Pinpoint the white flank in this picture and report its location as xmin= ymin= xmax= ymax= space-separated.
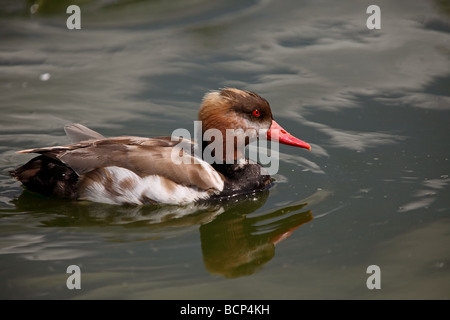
xmin=80 ymin=166 xmax=215 ymax=205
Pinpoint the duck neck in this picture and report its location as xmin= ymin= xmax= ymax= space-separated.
xmin=199 ymin=130 xmax=247 ymax=165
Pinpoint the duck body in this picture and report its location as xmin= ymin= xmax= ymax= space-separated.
xmin=11 ymin=88 xmax=310 ymax=205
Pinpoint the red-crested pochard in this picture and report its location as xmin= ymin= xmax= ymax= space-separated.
xmin=11 ymin=88 xmax=311 ymax=205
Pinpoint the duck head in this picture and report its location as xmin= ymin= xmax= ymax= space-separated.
xmin=198 ymin=88 xmax=311 ymax=163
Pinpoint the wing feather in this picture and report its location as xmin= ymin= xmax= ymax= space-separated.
xmin=64 ymin=123 xmax=105 ymax=143
xmin=17 ymin=134 xmax=224 ymax=192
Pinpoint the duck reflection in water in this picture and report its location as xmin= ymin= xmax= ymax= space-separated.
xmin=200 ymin=192 xmax=312 ymax=278
xmin=13 ymin=189 xmax=312 ymax=278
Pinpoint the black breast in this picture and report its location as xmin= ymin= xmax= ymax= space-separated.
xmin=211 ymin=163 xmax=272 ymax=199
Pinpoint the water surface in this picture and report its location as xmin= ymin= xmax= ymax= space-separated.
xmin=1 ymin=0 xmax=449 ymax=299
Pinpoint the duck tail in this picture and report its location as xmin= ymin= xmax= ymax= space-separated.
xmin=11 ymin=155 xmax=79 ymax=199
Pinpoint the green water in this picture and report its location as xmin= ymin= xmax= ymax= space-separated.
xmin=0 ymin=0 xmax=449 ymax=299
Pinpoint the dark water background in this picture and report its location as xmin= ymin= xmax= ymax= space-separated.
xmin=0 ymin=0 xmax=449 ymax=299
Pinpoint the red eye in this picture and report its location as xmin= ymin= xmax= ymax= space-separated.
xmin=252 ymin=109 xmax=261 ymax=117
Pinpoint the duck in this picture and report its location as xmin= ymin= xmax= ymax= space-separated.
xmin=11 ymin=88 xmax=311 ymax=205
